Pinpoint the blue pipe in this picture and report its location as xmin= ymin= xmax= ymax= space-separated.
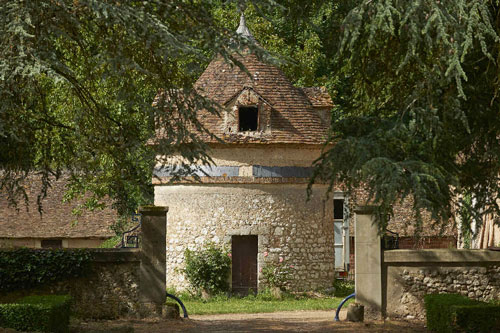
xmin=166 ymin=293 xmax=189 ymax=318
xmin=334 ymin=292 xmax=355 ymax=321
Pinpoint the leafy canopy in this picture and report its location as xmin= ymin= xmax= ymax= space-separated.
xmin=0 ymin=0 xmax=274 ymax=216
xmin=311 ymin=0 xmax=500 ymax=232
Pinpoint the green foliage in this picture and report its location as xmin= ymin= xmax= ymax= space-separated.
xmin=0 ymin=295 xmax=72 ymax=333
xmin=0 ymin=0 xmax=276 ymax=217
xmin=425 ymin=294 xmax=478 ymax=333
xmin=261 ymin=259 xmax=295 ymax=291
xmin=453 ymin=303 xmax=500 ymax=333
xmin=211 ymin=1 xmax=335 ymax=87
xmin=424 ymin=293 xmax=500 ymax=333
xmin=332 ymin=279 xmax=354 ymax=297
xmin=460 ymin=193 xmax=473 ymax=249
xmin=0 ymin=248 xmax=91 ymax=292
xmin=0 ymin=0 xmax=339 ymax=221
xmin=183 ymin=243 xmax=231 ymax=295
xmin=310 ymin=0 xmax=500 ymax=232
xmin=98 ymin=235 xmax=121 ymax=249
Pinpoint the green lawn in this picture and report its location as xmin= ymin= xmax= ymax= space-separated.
xmin=168 ymin=280 xmax=354 ymax=315
xmin=178 ymin=295 xmax=347 ymax=315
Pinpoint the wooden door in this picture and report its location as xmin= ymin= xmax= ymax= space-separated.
xmin=231 ymin=235 xmax=258 ymax=295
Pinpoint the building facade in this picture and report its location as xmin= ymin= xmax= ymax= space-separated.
xmin=154 ymin=16 xmax=347 ymax=293
xmin=154 ymin=16 xmax=457 ymax=293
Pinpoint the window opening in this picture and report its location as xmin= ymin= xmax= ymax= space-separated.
xmin=238 ymin=106 xmax=258 ymax=131
xmin=334 ymin=199 xmax=344 ymax=220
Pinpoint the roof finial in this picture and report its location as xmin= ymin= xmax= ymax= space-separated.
xmin=236 ymin=13 xmax=255 ymax=41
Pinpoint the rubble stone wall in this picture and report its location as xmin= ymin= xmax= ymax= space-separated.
xmin=155 ymin=183 xmax=336 ymax=292
xmin=384 ymin=249 xmax=500 ymax=320
xmin=0 ymin=249 xmax=142 ymax=319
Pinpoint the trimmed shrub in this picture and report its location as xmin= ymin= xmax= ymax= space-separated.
xmin=0 ymin=248 xmax=92 ymax=292
xmin=183 ymin=243 xmax=231 ymax=295
xmin=453 ymin=304 xmax=500 ymax=333
xmin=424 ymin=293 xmax=500 ymax=333
xmin=0 ymin=295 xmax=72 ymax=333
xmin=425 ymin=293 xmax=478 ymax=333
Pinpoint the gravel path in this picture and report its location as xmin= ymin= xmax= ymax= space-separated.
xmin=71 ymin=310 xmax=428 ymax=333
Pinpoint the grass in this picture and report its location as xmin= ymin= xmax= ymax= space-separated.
xmin=168 ymin=289 xmax=349 ymax=315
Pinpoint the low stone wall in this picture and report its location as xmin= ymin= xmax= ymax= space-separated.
xmin=0 ymin=249 xmax=142 ymax=319
xmin=384 ymin=249 xmax=500 ymax=320
xmin=55 ymin=249 xmax=141 ymax=319
xmin=1 ymin=207 xmax=167 ymax=320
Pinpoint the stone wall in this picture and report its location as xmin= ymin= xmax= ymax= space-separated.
xmin=1 ymin=206 xmax=167 ymax=319
xmin=0 ymin=249 xmax=141 ymax=319
xmin=384 ymin=249 xmax=500 ymax=320
xmin=155 ymin=144 xmax=458 ymax=294
xmin=52 ymin=250 xmax=142 ymax=319
xmin=155 ymin=183 xmax=335 ymax=291
xmin=162 ymin=146 xmax=324 ymax=168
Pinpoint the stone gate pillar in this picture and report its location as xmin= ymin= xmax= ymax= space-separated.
xmin=354 ymin=206 xmax=383 ymax=319
xmin=139 ymin=206 xmax=168 ymax=316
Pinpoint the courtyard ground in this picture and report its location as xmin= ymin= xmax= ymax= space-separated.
xmin=69 ymin=310 xmax=428 ymax=332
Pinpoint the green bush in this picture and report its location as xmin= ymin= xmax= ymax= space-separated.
xmin=332 ymin=279 xmax=355 ymax=297
xmin=183 ymin=243 xmax=231 ymax=295
xmin=0 ymin=295 xmax=72 ymax=333
xmin=424 ymin=293 xmax=500 ymax=333
xmin=98 ymin=235 xmax=122 ymax=248
xmin=0 ymin=248 xmax=92 ymax=292
xmin=425 ymin=294 xmax=478 ymax=333
xmin=453 ymin=304 xmax=500 ymax=333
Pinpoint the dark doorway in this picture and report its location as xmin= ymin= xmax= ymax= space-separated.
xmin=231 ymin=235 xmax=258 ymax=295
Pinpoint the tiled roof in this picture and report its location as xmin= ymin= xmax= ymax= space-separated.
xmin=0 ymin=175 xmax=116 ymax=239
xmin=191 ymin=52 xmax=330 ymax=144
xmin=300 ymin=87 xmax=333 ymax=108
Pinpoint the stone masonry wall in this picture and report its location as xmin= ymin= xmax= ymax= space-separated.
xmin=384 ymin=250 xmax=500 ymax=320
xmin=155 ymin=183 xmax=335 ymax=292
xmin=1 ymin=249 xmax=142 ymax=319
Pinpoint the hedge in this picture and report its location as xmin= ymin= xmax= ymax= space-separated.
xmin=424 ymin=293 xmax=500 ymax=333
xmin=0 ymin=295 xmax=72 ymax=333
xmin=453 ymin=304 xmax=500 ymax=333
xmin=0 ymin=248 xmax=91 ymax=292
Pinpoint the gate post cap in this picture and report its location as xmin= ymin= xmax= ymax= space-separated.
xmin=139 ymin=206 xmax=169 ymax=213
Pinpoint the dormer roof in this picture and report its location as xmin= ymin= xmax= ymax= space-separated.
xmin=193 ymin=51 xmax=331 ymax=144
xmin=155 ymin=15 xmax=332 ymax=145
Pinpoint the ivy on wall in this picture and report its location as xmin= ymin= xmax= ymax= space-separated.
xmin=0 ymin=248 xmax=92 ymax=292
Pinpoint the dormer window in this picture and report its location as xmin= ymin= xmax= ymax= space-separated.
xmin=238 ymin=106 xmax=258 ymax=132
